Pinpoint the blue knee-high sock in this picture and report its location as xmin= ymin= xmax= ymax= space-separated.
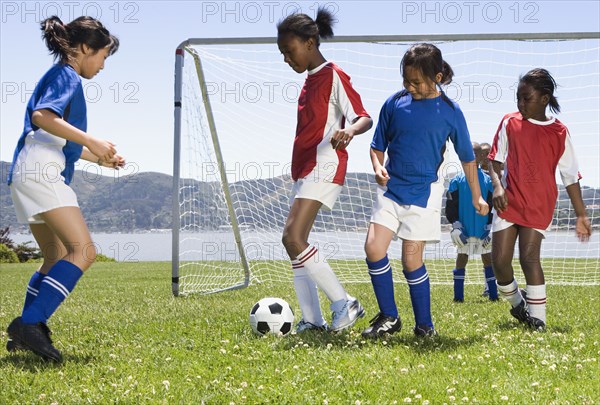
xmin=453 ymin=268 xmax=465 ymax=301
xmin=367 ymin=255 xmax=398 ymax=318
xmin=22 ymin=271 xmax=46 ymax=315
xmin=484 ymin=266 xmax=498 ymax=300
xmin=404 ymin=264 xmax=433 ymax=328
xmin=21 ymin=260 xmax=83 ymax=325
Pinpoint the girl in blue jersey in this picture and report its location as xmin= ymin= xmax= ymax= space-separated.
xmin=6 ymin=16 xmax=122 ymax=362
xmin=361 ymin=43 xmax=489 ymax=338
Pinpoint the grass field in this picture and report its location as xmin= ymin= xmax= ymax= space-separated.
xmin=0 ymin=262 xmax=598 ymax=404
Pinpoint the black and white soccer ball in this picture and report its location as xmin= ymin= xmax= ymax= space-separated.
xmin=249 ymin=297 xmax=295 ymax=336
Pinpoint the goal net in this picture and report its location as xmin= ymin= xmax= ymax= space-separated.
xmin=173 ymin=33 xmax=599 ymax=296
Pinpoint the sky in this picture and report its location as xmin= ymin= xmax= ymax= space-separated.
xmin=1 ymin=1 xmax=599 ymax=187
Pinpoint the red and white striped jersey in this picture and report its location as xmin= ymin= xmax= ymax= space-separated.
xmin=489 ymin=112 xmax=581 ymax=230
xmin=291 ymin=62 xmax=370 ymax=185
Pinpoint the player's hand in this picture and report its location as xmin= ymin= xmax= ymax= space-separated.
xmin=450 ymin=221 xmax=468 ymax=247
xmin=492 ymin=186 xmax=508 ymax=213
xmin=374 ymin=166 xmax=390 ymax=187
xmin=472 ymin=196 xmax=489 ymax=216
xmin=100 ymin=154 xmax=126 ymax=169
xmin=331 ymin=129 xmax=355 ymax=150
xmin=575 ymin=216 xmax=592 ymax=242
xmin=89 ymin=138 xmax=116 ymax=162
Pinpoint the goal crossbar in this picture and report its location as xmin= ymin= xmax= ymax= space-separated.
xmin=178 ymin=32 xmax=600 ymax=47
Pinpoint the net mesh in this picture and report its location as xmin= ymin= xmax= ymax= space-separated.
xmin=175 ymin=36 xmax=600 ymax=294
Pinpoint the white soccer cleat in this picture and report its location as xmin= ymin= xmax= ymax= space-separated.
xmin=294 ymin=319 xmax=329 ymax=333
xmin=330 ymin=298 xmax=365 ymax=332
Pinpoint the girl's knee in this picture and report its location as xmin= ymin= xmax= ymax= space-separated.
xmin=69 ymin=241 xmax=96 ymax=271
xmin=364 ymin=241 xmax=385 ymax=262
xmin=402 ymin=257 xmax=423 ymax=271
xmin=520 ymin=259 xmax=542 ymax=274
xmin=282 ymin=232 xmax=301 ymax=251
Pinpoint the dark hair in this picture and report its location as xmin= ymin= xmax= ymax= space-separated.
xmin=519 ymin=68 xmax=560 ymax=114
xmin=41 ymin=16 xmax=119 ymax=63
xmin=399 ymin=43 xmax=454 ymax=108
xmin=277 ymin=7 xmax=336 ymax=46
xmin=401 ymin=43 xmax=454 ymax=85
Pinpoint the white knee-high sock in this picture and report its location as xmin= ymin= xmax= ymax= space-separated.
xmin=292 ymin=263 xmax=326 ymax=326
xmin=526 ymin=284 xmax=546 ymax=323
xmin=497 ymin=279 xmax=523 ymax=308
xmin=296 ymin=244 xmax=347 ymax=308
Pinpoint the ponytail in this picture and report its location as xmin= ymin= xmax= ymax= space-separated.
xmin=277 ymin=7 xmax=336 ymax=46
xmin=440 ymin=60 xmax=454 ymax=85
xmin=41 ymin=16 xmax=72 ymax=63
xmin=314 ymin=8 xmax=335 ymax=40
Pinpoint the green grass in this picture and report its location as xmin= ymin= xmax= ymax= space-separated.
xmin=1 ymin=262 xmax=598 ymax=404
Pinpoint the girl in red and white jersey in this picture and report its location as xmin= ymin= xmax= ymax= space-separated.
xmin=277 ymin=8 xmax=372 ymax=333
xmin=488 ymin=68 xmax=592 ymax=330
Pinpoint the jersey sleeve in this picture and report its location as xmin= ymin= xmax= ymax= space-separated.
xmin=34 ymin=67 xmax=80 ymax=119
xmin=449 ymin=104 xmax=475 ymax=162
xmin=489 ymin=116 xmax=510 ymax=163
xmin=370 ymin=97 xmax=392 ymax=152
xmin=558 ymin=129 xmax=582 ymax=186
xmin=332 ymin=68 xmax=370 ymax=125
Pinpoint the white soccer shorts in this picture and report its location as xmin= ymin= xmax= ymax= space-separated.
xmin=492 ymin=211 xmax=546 ymax=237
xmin=289 ymin=177 xmax=342 ymax=210
xmin=370 ymin=188 xmax=441 ymax=242
xmin=10 ymin=138 xmax=79 ymax=224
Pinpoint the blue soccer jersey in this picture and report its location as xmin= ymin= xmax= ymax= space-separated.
xmin=447 ymin=168 xmax=493 ymax=238
xmin=371 ymin=91 xmax=475 ymax=210
xmin=8 ymin=63 xmax=86 ymax=185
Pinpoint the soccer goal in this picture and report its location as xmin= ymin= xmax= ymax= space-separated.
xmin=172 ymin=33 xmax=600 ymax=296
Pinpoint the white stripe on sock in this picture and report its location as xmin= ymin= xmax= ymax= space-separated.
xmin=26 ymin=286 xmax=39 ymax=295
xmin=42 ymin=277 xmax=69 ymax=299
xmin=407 ymin=272 xmax=429 ymax=285
xmin=368 ymin=263 xmax=391 ymax=276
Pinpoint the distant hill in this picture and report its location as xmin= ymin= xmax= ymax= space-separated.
xmin=1 ymin=161 xmax=171 ymax=233
xmin=1 ymin=161 xmax=598 ymax=232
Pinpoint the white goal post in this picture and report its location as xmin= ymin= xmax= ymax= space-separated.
xmin=172 ymin=33 xmax=600 ymax=296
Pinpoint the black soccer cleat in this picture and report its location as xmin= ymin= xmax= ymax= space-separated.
xmin=509 ymin=300 xmax=529 ymax=323
xmin=509 ymin=291 xmax=530 ymax=324
xmin=361 ymin=312 xmax=401 ymax=338
xmin=7 ymin=317 xmax=62 ymax=363
xmin=414 ymin=324 xmax=437 ymax=337
xmin=6 ymin=338 xmax=25 ymax=352
xmin=7 ymin=321 xmax=53 ymax=352
xmin=527 ymin=317 xmax=546 ymax=331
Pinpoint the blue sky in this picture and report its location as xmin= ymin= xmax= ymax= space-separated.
xmin=1 ymin=1 xmax=599 ymax=186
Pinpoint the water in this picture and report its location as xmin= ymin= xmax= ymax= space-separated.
xmin=10 ymin=230 xmax=599 ymax=262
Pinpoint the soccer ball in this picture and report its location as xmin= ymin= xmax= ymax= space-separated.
xmin=249 ymin=297 xmax=295 ymax=336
